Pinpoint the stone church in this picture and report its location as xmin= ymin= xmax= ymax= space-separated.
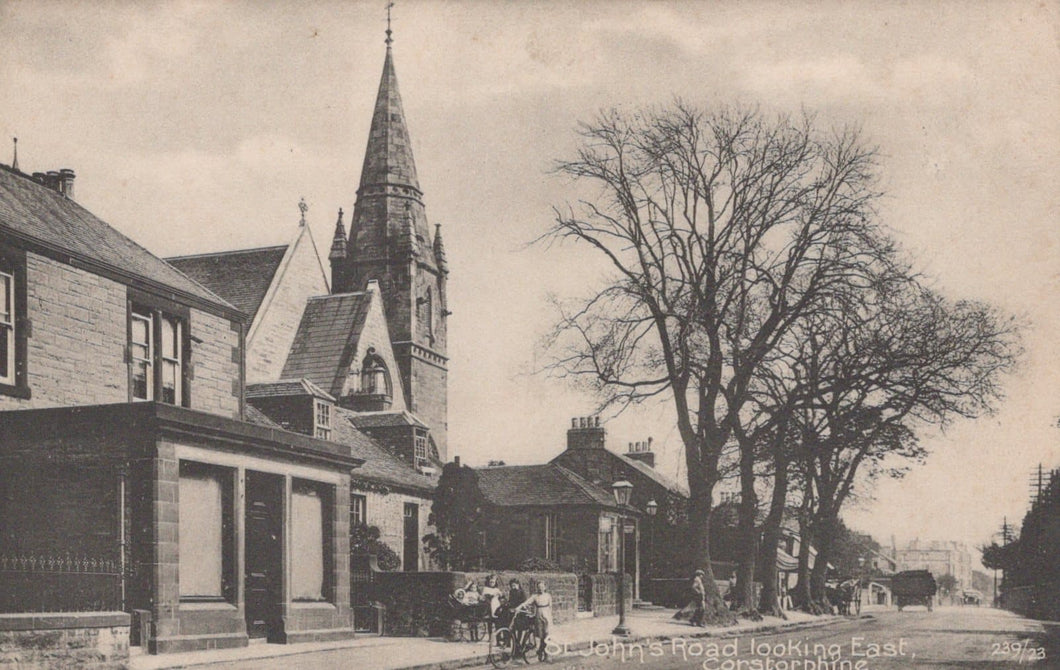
xmin=0 ymin=26 xmax=449 ymax=658
xmin=166 ymin=31 xmax=449 ymax=571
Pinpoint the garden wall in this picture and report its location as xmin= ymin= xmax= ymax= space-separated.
xmin=367 ymin=571 xmax=630 ymax=636
xmin=0 ymin=612 xmax=129 ymax=669
xmin=1003 ymin=582 xmax=1060 ymax=621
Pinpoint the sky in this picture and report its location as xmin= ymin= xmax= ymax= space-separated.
xmin=1 ymin=0 xmax=1057 ymax=566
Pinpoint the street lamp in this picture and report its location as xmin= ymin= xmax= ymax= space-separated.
xmin=645 ymin=499 xmax=658 ymax=608
xmin=612 ymin=480 xmax=633 ymax=637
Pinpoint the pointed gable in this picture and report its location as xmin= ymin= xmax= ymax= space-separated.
xmin=281 ymin=281 xmax=406 ymax=409
xmin=167 ymin=221 xmax=331 ymax=383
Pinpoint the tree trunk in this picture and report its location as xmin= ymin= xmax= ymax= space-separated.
xmin=810 ymin=511 xmax=837 ymax=612
xmin=688 ymin=481 xmax=738 ymax=625
xmin=792 ymin=501 xmax=824 ymax=614
xmin=757 ymin=451 xmax=790 ymax=618
xmin=735 ymin=439 xmax=763 ymax=620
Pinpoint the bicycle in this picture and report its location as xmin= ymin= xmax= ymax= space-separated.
xmin=488 ymin=609 xmax=538 ymax=667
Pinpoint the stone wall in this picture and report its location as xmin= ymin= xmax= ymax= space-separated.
xmin=187 ymin=308 xmax=242 ymax=419
xmin=0 ymin=251 xmax=242 ymax=420
xmin=367 ymin=571 xmax=581 ymax=637
xmin=0 ymin=252 xmax=126 ymax=410
xmin=458 ymin=571 xmax=580 ymax=624
xmin=354 ymin=485 xmax=434 ymax=571
xmin=1002 ymin=581 xmax=1060 ymax=621
xmin=588 ymin=573 xmax=634 ymax=617
xmin=0 ymin=612 xmax=129 ymax=669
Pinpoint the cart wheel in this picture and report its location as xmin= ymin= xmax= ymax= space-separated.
xmin=489 ymin=628 xmax=513 ymax=668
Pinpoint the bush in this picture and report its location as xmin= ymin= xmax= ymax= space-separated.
xmin=518 ymin=556 xmax=564 ymax=572
xmin=351 ymin=522 xmax=401 ymax=571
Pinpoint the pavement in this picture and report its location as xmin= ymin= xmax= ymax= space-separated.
xmin=128 ymin=607 xmax=845 ymax=670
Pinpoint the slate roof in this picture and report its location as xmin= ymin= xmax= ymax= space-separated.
xmin=613 ymin=452 xmax=690 ymax=497
xmin=246 ymin=378 xmax=335 ymax=401
xmin=475 ymin=464 xmax=624 ymax=509
xmin=166 ymin=245 xmax=287 ymax=321
xmin=350 ymin=410 xmax=429 ymax=430
xmin=332 ymin=407 xmax=435 ymax=492
xmin=281 ymin=292 xmax=370 ymax=396
xmin=245 ymin=403 xmax=284 ymax=429
xmin=0 ymin=166 xmax=233 ymax=312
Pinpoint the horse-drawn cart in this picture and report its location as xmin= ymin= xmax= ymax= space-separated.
xmin=892 ymin=570 xmax=937 ymax=611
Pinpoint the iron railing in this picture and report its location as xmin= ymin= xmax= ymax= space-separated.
xmin=0 ymin=553 xmax=123 ymax=613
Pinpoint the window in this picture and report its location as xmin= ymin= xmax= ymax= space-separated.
xmin=0 ymin=246 xmax=29 ymax=397
xmin=414 ymin=431 xmax=428 ymax=465
xmin=350 ymin=493 xmax=367 ymax=526
xmin=130 ymin=312 xmax=152 ymax=400
xmin=178 ymin=461 xmax=234 ymax=601
xmin=128 ymin=295 xmax=188 ymax=405
xmin=544 ymin=513 xmax=559 ymax=562
xmin=314 ymin=400 xmax=332 ymax=440
xmin=291 ymin=481 xmax=333 ymax=602
xmin=598 ymin=515 xmax=617 ymax=572
xmin=0 ymin=271 xmax=15 ymax=386
xmin=358 ymin=349 xmax=391 ymax=396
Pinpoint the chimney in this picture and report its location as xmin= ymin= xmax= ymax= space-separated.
xmin=453 ymin=455 xmax=461 ymax=467
xmin=58 ymin=168 xmax=75 ymax=199
xmin=566 ymin=415 xmax=605 ymax=451
xmin=626 ymin=436 xmax=655 ymax=468
xmin=44 ymin=171 xmax=60 ymax=191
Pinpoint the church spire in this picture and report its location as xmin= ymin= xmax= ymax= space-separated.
xmin=357 ymin=24 xmax=420 ymax=195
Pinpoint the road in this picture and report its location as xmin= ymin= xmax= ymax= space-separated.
xmin=541 ymin=606 xmax=1057 ymax=669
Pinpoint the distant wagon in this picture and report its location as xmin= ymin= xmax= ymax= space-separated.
xmin=892 ymin=570 xmax=937 ymax=611
xmin=962 ymin=589 xmax=983 ymax=606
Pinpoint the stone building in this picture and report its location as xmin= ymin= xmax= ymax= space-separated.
xmin=895 ymin=539 xmax=974 ymax=591
xmin=0 ymin=163 xmax=360 ymax=654
xmin=0 ymin=26 xmax=450 ymax=661
xmin=165 ymin=33 xmax=446 ymax=575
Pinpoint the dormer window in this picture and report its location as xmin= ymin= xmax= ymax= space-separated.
xmin=314 ymin=399 xmax=332 ymax=440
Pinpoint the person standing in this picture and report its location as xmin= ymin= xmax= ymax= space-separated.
xmin=517 ymin=580 xmax=553 ymax=661
xmin=691 ymin=569 xmax=707 ymax=626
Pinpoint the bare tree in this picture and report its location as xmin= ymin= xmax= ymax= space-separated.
xmin=543 ymin=103 xmax=889 ymax=623
xmin=787 ymin=281 xmax=1022 ymax=611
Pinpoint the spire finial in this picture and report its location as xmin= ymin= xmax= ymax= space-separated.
xmin=385 ymin=2 xmax=394 ymax=46
xmin=298 ymin=197 xmax=308 ymax=226
xmin=11 ymin=138 xmax=18 ymax=172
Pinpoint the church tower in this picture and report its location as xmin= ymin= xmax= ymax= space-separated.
xmin=330 ymin=25 xmax=449 ymax=461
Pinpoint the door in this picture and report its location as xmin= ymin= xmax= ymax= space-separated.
xmin=245 ymin=472 xmax=284 ymax=641
xmin=403 ymin=502 xmax=419 ymax=572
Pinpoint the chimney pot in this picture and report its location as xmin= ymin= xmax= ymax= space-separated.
xmin=648 ymin=437 xmax=654 ymax=447
xmin=572 ymin=418 xmax=578 ymax=428
xmin=579 ymin=417 xmax=586 ymax=428
xmin=594 ymin=416 xmax=600 ymax=427
xmin=58 ymin=168 xmax=75 ymax=199
xmin=454 ymin=455 xmax=460 ymax=466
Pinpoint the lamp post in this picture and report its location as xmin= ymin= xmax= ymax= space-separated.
xmin=612 ymin=480 xmax=633 ymax=637
xmin=646 ymin=499 xmax=658 ymax=583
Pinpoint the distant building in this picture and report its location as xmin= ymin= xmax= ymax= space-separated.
xmin=896 ymin=539 xmax=973 ymax=590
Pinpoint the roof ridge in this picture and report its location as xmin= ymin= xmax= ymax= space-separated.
xmin=307 ymin=290 xmax=367 ymax=301
xmin=553 ymin=464 xmax=615 ymax=505
xmin=165 ymin=244 xmax=288 ymax=261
